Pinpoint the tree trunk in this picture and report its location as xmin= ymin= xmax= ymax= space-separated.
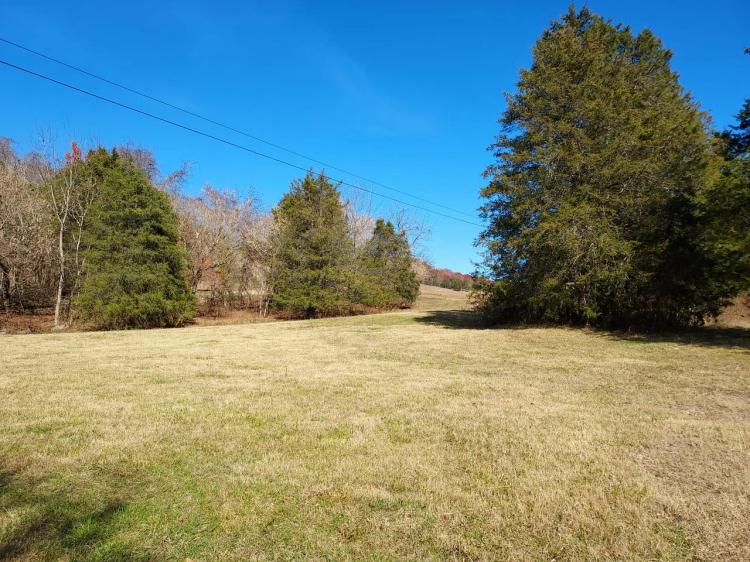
xmin=54 ymin=219 xmax=65 ymax=330
xmin=67 ymin=225 xmax=85 ymax=325
xmin=0 ymin=261 xmax=10 ymax=313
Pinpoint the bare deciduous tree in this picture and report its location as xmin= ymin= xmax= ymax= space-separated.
xmin=45 ymin=141 xmax=91 ymax=329
xmin=172 ymin=185 xmax=260 ymax=309
xmin=344 ymin=188 xmax=376 ymax=250
xmin=241 ymin=213 xmax=277 ymax=316
xmin=0 ymin=138 xmax=56 ymax=313
xmin=27 ymin=136 xmax=101 ymax=329
xmin=388 ymin=208 xmax=431 ymax=260
xmin=342 ymin=185 xmax=431 ymax=259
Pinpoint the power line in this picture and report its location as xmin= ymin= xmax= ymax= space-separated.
xmin=0 ymin=36 xmax=477 ymax=220
xmin=0 ymin=58 xmax=483 ymax=227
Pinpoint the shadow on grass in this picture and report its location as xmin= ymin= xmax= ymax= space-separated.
xmin=0 ymin=460 xmax=148 ymax=560
xmin=414 ymin=309 xmax=489 ymax=329
xmin=605 ymin=326 xmax=750 ymax=352
xmin=415 ymin=309 xmax=750 ymax=351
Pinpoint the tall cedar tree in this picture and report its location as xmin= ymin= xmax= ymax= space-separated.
xmin=700 ymin=99 xmax=750 ymax=303
xmin=477 ymin=7 xmax=721 ymax=328
xmin=359 ymin=219 xmax=419 ymax=307
xmin=75 ymin=149 xmax=195 ymax=329
xmin=270 ymin=172 xmax=353 ymax=317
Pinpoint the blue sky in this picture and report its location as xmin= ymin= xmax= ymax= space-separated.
xmin=1 ymin=1 xmax=748 ymax=271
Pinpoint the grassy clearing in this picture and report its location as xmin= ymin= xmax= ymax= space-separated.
xmin=1 ymin=285 xmax=749 ymax=560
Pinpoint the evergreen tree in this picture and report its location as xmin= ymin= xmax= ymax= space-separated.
xmin=720 ymin=99 xmax=750 ymax=158
xmin=477 ymin=7 xmax=720 ymax=328
xmin=75 ymin=149 xmax=195 ymax=329
xmin=359 ymin=219 xmax=419 ymax=307
xmin=700 ymin=100 xmax=750 ymax=304
xmin=269 ymin=172 xmax=354 ymax=317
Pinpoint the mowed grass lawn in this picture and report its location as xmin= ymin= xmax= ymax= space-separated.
xmin=1 ymin=287 xmax=749 ymax=561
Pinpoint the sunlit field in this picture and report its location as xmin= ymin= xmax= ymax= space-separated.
xmin=1 ymin=286 xmax=749 ymax=560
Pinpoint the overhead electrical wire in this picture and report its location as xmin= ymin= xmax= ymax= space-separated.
xmin=0 ymin=58 xmax=482 ymax=227
xmin=0 ymin=36 xmax=478 ymax=220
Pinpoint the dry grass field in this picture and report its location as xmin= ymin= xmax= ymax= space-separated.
xmin=1 ymin=285 xmax=749 ymax=561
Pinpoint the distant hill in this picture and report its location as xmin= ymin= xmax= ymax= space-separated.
xmin=414 ymin=260 xmax=475 ymax=291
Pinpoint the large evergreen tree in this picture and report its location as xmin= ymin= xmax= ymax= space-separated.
xmin=269 ymin=172 xmax=354 ymax=317
xmin=358 ymin=219 xmax=419 ymax=308
xmin=700 ymin=99 xmax=750 ymax=304
xmin=476 ymin=7 xmax=722 ymax=328
xmin=75 ymin=149 xmax=195 ymax=329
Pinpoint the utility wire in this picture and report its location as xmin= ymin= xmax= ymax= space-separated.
xmin=0 ymin=58 xmax=483 ymax=227
xmin=0 ymin=36 xmax=477 ymax=219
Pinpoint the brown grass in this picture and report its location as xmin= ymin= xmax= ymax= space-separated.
xmin=1 ymin=285 xmax=748 ymax=560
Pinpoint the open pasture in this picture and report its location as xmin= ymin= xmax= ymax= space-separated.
xmin=1 ymin=286 xmax=749 ymax=560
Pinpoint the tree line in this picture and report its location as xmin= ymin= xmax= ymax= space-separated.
xmin=0 ymin=142 xmax=419 ymax=329
xmin=475 ymin=7 xmax=750 ymax=329
xmin=416 ymin=262 xmax=475 ymax=291
xmin=4 ymin=6 xmax=747 ymax=332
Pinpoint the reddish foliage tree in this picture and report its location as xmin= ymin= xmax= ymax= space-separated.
xmin=64 ymin=141 xmax=82 ymax=163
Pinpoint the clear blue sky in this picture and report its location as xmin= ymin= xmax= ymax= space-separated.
xmin=1 ymin=1 xmax=748 ymax=271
